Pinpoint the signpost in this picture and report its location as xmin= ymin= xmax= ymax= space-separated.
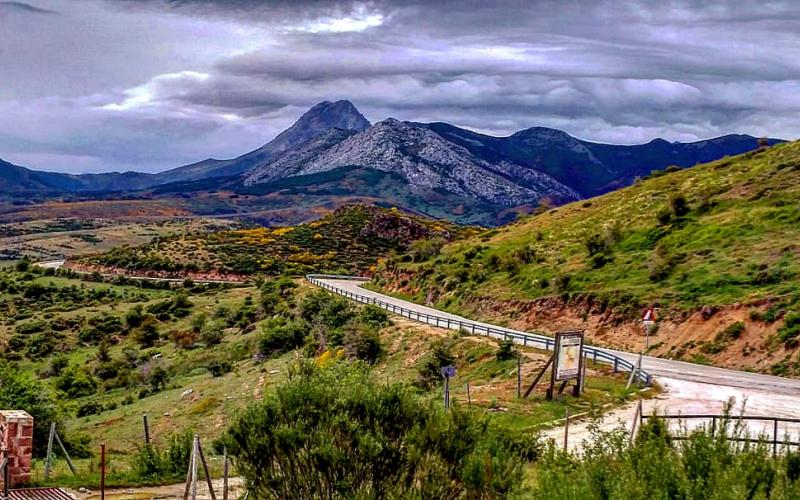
xmin=642 ymin=305 xmax=656 ymax=350
xmin=524 ymin=330 xmax=585 ymax=400
xmin=628 ymin=306 xmax=657 ymax=389
xmin=441 ymin=365 xmax=456 ymax=410
xmin=550 ymin=330 xmax=585 ymax=398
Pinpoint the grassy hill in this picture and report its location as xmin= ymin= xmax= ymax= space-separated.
xmin=0 ymin=265 xmax=636 ymax=489
xmin=373 ymin=142 xmax=800 ymax=374
xmin=75 ymin=204 xmax=479 ymax=278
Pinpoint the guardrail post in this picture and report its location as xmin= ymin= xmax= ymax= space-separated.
xmin=773 ymin=419 xmax=779 ymax=457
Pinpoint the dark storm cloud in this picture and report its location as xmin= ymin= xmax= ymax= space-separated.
xmin=1 ymin=0 xmax=799 ymax=173
xmin=0 ymin=1 xmax=58 ymax=14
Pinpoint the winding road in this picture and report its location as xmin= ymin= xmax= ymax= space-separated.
xmin=316 ymin=278 xmax=800 ymax=396
xmin=315 ymin=277 xmax=800 ymax=447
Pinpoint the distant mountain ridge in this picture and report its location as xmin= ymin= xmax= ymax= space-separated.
xmin=0 ymin=99 xmax=785 ymax=223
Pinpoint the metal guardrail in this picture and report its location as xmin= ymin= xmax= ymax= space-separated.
xmin=306 ymin=274 xmax=652 ymax=386
xmin=641 ymin=414 xmax=800 ymax=453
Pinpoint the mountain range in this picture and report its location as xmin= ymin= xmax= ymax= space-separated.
xmin=0 ymin=100 xmax=784 ymax=225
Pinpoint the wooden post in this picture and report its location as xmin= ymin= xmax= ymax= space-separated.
xmin=223 ymin=447 xmax=229 ymax=500
xmin=516 ymin=354 xmax=522 ymax=399
xmin=183 ymin=439 xmax=195 ymax=500
xmin=466 ymin=382 xmax=471 ymax=406
xmin=197 ymin=438 xmax=217 ymax=500
xmin=192 ymin=435 xmax=200 ymax=500
xmin=626 ymin=353 xmax=643 ymax=389
xmin=444 ymin=375 xmax=450 ymax=410
xmin=563 ymin=407 xmax=570 ymax=450
xmin=54 ymin=430 xmax=76 ymax=475
xmin=630 ymin=400 xmax=643 ymax=441
xmin=143 ymin=415 xmax=150 ymax=445
xmin=100 ymin=443 xmax=106 ymax=500
xmin=44 ymin=422 xmax=55 ymax=480
xmin=524 ymin=355 xmax=553 ymax=398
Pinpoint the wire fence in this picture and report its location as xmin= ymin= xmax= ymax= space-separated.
xmin=641 ymin=414 xmax=800 ymax=455
xmin=306 ymin=274 xmax=652 ymax=386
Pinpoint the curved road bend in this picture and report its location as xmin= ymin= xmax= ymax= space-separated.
xmin=318 ymin=278 xmax=800 ymax=398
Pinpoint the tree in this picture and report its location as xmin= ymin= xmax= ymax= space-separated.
xmin=0 ymin=362 xmax=60 ymax=456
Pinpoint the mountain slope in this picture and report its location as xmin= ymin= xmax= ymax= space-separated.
xmin=372 ymin=142 xmax=800 ymax=374
xmin=76 ymin=204 xmax=479 ymax=277
xmin=150 ymin=100 xmax=371 ymax=185
xmin=245 ymin=118 xmax=581 ymax=206
xmin=425 ymin=122 xmax=783 ymax=197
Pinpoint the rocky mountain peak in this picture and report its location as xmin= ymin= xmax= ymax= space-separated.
xmin=261 ymin=100 xmax=371 ymax=156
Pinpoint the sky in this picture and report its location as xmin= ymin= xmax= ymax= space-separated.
xmin=1 ymin=0 xmax=799 ymax=174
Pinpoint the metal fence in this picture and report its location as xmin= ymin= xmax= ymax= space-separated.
xmin=641 ymin=414 xmax=800 ymax=455
xmin=306 ymin=274 xmax=652 ymax=386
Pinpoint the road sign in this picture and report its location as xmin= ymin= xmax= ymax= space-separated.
xmin=642 ymin=306 xmax=656 ymax=326
xmin=554 ymin=331 xmax=584 ymax=381
xmin=441 ymin=365 xmax=456 ymax=378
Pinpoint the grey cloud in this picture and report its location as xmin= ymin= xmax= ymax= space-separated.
xmin=1 ymin=0 xmax=799 ymax=173
xmin=0 ymin=1 xmax=58 ymax=14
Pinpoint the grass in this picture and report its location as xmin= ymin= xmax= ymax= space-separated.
xmin=375 ymin=142 xmax=800 ymax=313
xmin=0 ymin=267 xmax=644 ymax=489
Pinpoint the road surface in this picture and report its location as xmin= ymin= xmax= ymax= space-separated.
xmin=318 ymin=278 xmax=800 ymax=396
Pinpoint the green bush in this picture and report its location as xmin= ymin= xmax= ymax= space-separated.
xmin=778 ymin=312 xmax=800 ymax=347
xmin=417 ymin=339 xmax=455 ymax=389
xmin=496 ymin=339 xmax=517 ymax=361
xmin=258 ymin=319 xmax=307 ymax=357
xmin=534 ymin=414 xmax=800 ymax=498
xmin=223 ymin=361 xmax=538 ymax=499
xmin=55 ymin=365 xmax=98 ymax=398
xmin=343 ymin=326 xmax=384 ymax=364
xmin=359 ymin=304 xmax=391 ymax=329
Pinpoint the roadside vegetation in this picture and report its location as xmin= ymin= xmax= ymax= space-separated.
xmin=0 ymin=263 xmax=633 ymax=491
xmin=373 ymin=141 xmax=800 ymax=375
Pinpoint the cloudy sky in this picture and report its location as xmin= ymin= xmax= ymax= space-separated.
xmin=1 ymin=0 xmax=799 ymax=173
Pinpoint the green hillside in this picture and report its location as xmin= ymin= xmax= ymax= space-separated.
xmin=373 ymin=142 xmax=800 ymax=370
xmin=78 ymin=204 xmax=478 ymax=277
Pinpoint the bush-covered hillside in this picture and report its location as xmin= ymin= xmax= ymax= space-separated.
xmin=374 ymin=142 xmax=800 ymax=373
xmin=77 ymin=204 xmax=478 ymax=277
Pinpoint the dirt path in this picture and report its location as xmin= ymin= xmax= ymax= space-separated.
xmin=543 ymin=377 xmax=800 ymax=451
xmin=67 ymin=477 xmax=246 ymax=499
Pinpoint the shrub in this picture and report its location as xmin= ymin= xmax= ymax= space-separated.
xmin=496 ymin=339 xmax=517 ymax=361
xmin=259 ymin=319 xmax=307 ymax=357
xmin=132 ymin=316 xmax=160 ymax=348
xmin=223 ymin=362 xmax=538 ymax=499
xmin=343 ymin=326 xmax=384 ymax=364
xmin=778 ymin=312 xmax=800 ymax=347
xmin=359 ymin=305 xmax=391 ymax=329
xmin=669 ymin=193 xmax=690 ymax=217
xmin=200 ymin=320 xmax=225 ymax=346
xmin=717 ymin=321 xmax=745 ymax=342
xmin=55 ymin=365 xmax=98 ymax=398
xmin=408 ymin=237 xmax=445 ymax=262
xmin=417 ymin=339 xmax=455 ymax=389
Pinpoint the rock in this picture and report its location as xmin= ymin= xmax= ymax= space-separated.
xmin=181 ymin=389 xmax=194 ymax=399
xmin=701 ymin=306 xmax=718 ymax=320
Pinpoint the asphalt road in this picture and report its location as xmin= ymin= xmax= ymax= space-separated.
xmin=319 ymin=278 xmax=800 ymax=397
